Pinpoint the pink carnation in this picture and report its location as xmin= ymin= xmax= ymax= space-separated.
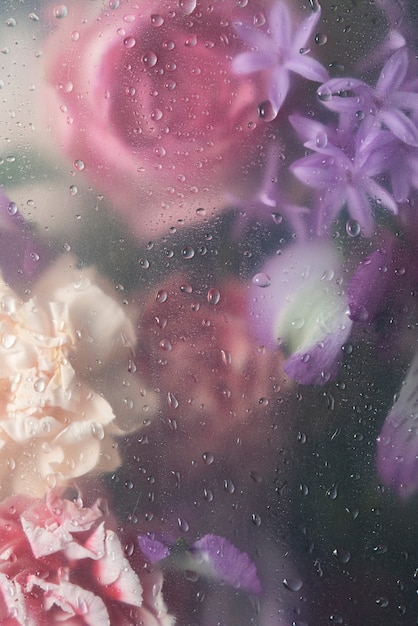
xmin=0 ymin=488 xmax=174 ymax=625
xmin=44 ymin=0 xmax=272 ymax=238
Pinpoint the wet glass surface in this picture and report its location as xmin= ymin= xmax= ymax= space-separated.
xmin=0 ymin=1 xmax=418 ymax=624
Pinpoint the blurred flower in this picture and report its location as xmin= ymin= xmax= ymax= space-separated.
xmin=318 ymin=47 xmax=418 ymax=146
xmin=233 ymin=1 xmax=328 ymax=116
xmin=0 ymin=255 xmax=157 ymax=498
xmin=44 ymin=0 xmax=271 ymax=238
xmin=249 ymin=241 xmax=352 ymax=385
xmin=138 ymin=533 xmax=261 ymax=595
xmin=290 ymin=115 xmax=398 ymax=234
xmin=377 ymin=351 xmax=418 ymax=498
xmin=0 ymin=487 xmax=173 ymax=625
xmin=135 ymin=274 xmax=287 ymax=446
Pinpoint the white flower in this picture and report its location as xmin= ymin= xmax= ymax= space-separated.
xmin=0 ymin=255 xmax=157 ymax=497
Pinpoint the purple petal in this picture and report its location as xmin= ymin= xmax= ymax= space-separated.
xmin=233 ymin=22 xmax=274 ymax=54
xmin=192 ymin=535 xmax=262 ymax=595
xmin=347 ymin=248 xmax=392 ymax=323
xmin=362 ymin=178 xmax=398 ymax=215
xmin=377 ymin=350 xmax=418 ymax=497
xmin=376 ymin=47 xmax=409 ymax=96
xmin=290 ymin=153 xmax=343 ymax=188
xmin=345 ymin=185 xmax=374 ymax=235
xmin=286 ymin=55 xmax=329 ymax=83
xmin=291 ymin=7 xmax=321 ymax=52
xmin=270 ymin=0 xmax=292 ymax=50
xmin=269 ymin=66 xmax=290 ymax=114
xmin=390 ymin=91 xmax=418 ymax=113
xmin=138 ymin=535 xmax=170 ymax=564
xmin=232 ymin=51 xmax=273 ymax=74
xmin=379 ymin=108 xmax=418 ymax=146
xmin=285 ymin=320 xmax=352 ymax=386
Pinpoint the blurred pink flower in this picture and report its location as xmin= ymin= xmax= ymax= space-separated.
xmin=135 ymin=274 xmax=288 ymax=456
xmin=0 ymin=255 xmax=157 ymax=498
xmin=0 ymin=488 xmax=174 ymax=625
xmin=44 ymin=0 xmax=272 ymax=238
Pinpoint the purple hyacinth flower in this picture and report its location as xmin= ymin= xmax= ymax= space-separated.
xmin=137 ymin=534 xmax=170 ymax=564
xmin=318 ymin=47 xmax=418 ymax=146
xmin=377 ymin=351 xmax=418 ymax=497
xmin=249 ymin=241 xmax=352 ymax=385
xmin=192 ymin=535 xmax=262 ymax=595
xmin=0 ymin=191 xmax=53 ymax=292
xmin=233 ymin=1 xmax=328 ymax=117
xmin=289 ymin=115 xmax=398 ymax=234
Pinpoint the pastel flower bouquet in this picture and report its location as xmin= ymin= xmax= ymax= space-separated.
xmin=1 ymin=0 xmax=418 ymax=623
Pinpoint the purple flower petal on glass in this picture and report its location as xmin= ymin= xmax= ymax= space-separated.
xmin=379 ymin=108 xmax=418 ymax=146
xmin=377 ymin=351 xmax=418 ymax=498
xmin=286 ymin=55 xmax=329 ymax=83
xmin=285 ymin=322 xmax=351 ymax=386
xmin=138 ymin=535 xmax=170 ymax=564
xmin=348 ymin=248 xmax=390 ymax=323
xmin=376 ymin=47 xmax=408 ymax=95
xmin=192 ymin=534 xmax=262 ymax=595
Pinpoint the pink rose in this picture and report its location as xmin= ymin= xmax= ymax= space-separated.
xmin=0 ymin=488 xmax=174 ymax=625
xmin=44 ymin=0 xmax=272 ymax=237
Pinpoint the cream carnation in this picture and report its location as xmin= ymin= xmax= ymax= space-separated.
xmin=0 ymin=256 xmax=157 ymax=497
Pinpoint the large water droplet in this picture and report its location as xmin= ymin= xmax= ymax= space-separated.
xmin=178 ymin=0 xmax=197 ymax=14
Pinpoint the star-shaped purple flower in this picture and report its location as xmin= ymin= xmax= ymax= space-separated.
xmin=289 ymin=115 xmax=398 ymax=234
xmin=317 ymin=47 xmax=418 ymax=146
xmin=233 ymin=1 xmax=329 ymax=117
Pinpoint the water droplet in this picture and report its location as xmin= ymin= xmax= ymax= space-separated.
xmin=91 ymin=422 xmax=105 ymax=440
xmin=321 ymin=268 xmax=334 ymax=281
xmin=142 ymin=51 xmax=158 ymax=67
xmin=182 ymin=245 xmax=195 ymax=259
xmin=252 ymin=273 xmax=271 ymax=288
xmin=282 ymin=578 xmax=303 ymax=592
xmin=2 ymin=334 xmax=16 ymax=349
xmin=139 ymin=258 xmax=150 ymax=269
xmin=74 ymin=159 xmax=85 ymax=171
xmin=223 ymin=478 xmax=235 ymax=493
xmin=178 ymin=0 xmax=197 ymax=14
xmin=315 ymin=33 xmax=328 ymax=45
xmin=317 ymin=85 xmax=332 ymax=102
xmin=251 ymin=513 xmax=262 ymax=526
xmin=257 ymin=100 xmax=277 ymax=121
xmin=196 ymin=207 xmax=206 ymax=217
xmin=167 ymin=392 xmax=179 ymax=409
xmin=6 ymin=18 xmax=17 ymax=27
xmin=332 ymin=548 xmax=351 ymax=563
xmin=69 ymin=185 xmax=78 ymax=196
xmin=202 ymin=452 xmax=214 ymax=465
xmin=7 ymin=202 xmax=17 ymax=216
xmin=315 ymin=130 xmax=328 ymax=148
xmin=177 ymin=517 xmax=190 ymax=532
xmin=34 ymin=379 xmax=46 ymax=393
xmin=326 ymin=484 xmax=338 ymax=499
xmin=124 ymin=36 xmax=136 ymax=48
xmin=203 ymin=488 xmax=214 ymax=501
xmin=151 ymin=14 xmax=164 ymax=26
xmin=207 ymin=288 xmax=221 ymax=305
xmin=346 ymin=219 xmax=360 ymax=237
xmin=156 ymin=289 xmax=168 ymax=303
xmin=221 ymin=349 xmax=232 ymax=366
xmin=271 ymin=212 xmax=283 ymax=224
xmin=53 ymin=5 xmax=68 ymax=18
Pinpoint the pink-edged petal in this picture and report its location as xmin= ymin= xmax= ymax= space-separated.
xmin=377 ymin=350 xmax=418 ymax=498
xmin=376 ymin=47 xmax=409 ymax=95
xmin=379 ymin=108 xmax=418 ymax=146
xmin=286 ymin=54 xmax=329 ymax=83
xmin=192 ymin=534 xmax=262 ymax=595
xmin=27 ymin=577 xmax=110 ymax=626
xmin=95 ymin=531 xmax=143 ymax=607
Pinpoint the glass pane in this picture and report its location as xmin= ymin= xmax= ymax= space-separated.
xmin=0 ymin=1 xmax=417 ymax=624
